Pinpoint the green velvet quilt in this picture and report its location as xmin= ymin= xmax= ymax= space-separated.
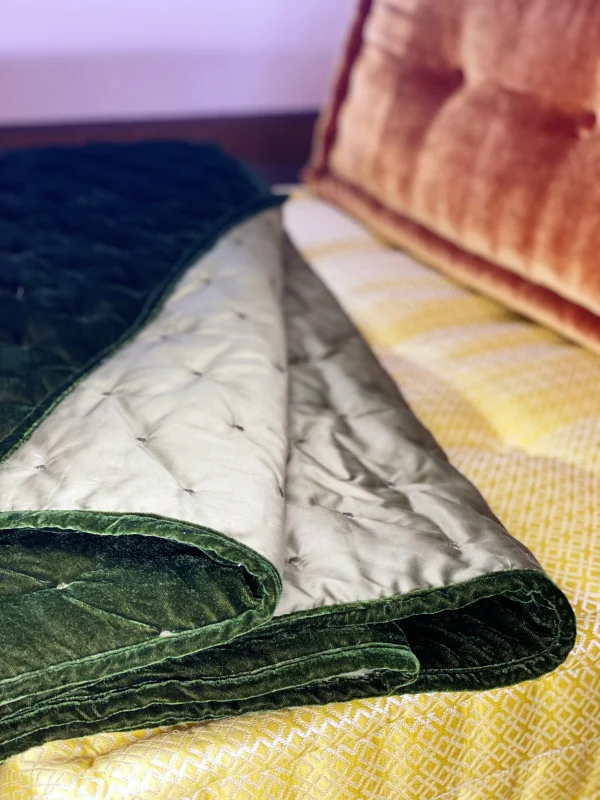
xmin=0 ymin=142 xmax=575 ymax=762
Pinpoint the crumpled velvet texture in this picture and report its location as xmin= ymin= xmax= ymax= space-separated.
xmin=0 ymin=142 xmax=574 ymax=763
xmin=305 ymin=0 xmax=600 ymax=352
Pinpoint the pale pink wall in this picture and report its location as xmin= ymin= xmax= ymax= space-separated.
xmin=0 ymin=0 xmax=355 ymax=124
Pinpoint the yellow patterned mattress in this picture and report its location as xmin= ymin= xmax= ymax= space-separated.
xmin=1 ymin=190 xmax=598 ymax=800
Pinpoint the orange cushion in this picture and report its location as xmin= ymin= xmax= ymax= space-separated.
xmin=304 ymin=0 xmax=600 ymax=352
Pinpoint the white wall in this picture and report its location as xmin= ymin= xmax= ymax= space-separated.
xmin=0 ymin=0 xmax=355 ymax=125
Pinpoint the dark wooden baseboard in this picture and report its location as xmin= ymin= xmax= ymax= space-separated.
xmin=0 ymin=112 xmax=318 ymax=184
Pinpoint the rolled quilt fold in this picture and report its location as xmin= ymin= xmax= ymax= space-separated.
xmin=0 ymin=142 xmax=575 ymax=761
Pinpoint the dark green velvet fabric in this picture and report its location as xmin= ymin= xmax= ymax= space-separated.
xmin=0 ymin=142 xmax=575 ymax=762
